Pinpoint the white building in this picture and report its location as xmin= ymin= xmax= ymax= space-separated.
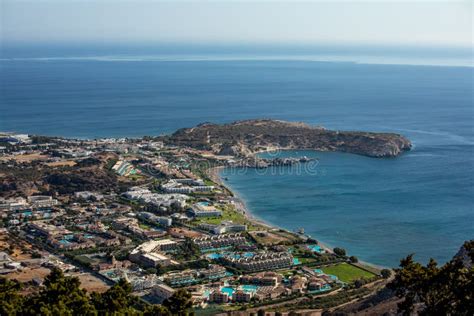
xmin=123 ymin=188 xmax=188 ymax=208
xmin=189 ymin=203 xmax=222 ymax=218
xmin=129 ymin=240 xmax=176 ymax=267
xmin=138 ymin=212 xmax=172 ymax=227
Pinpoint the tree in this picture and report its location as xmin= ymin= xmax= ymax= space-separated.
xmin=354 ymin=279 xmax=364 ymax=288
xmin=31 ymin=251 xmax=42 ymax=259
xmin=144 ymin=304 xmax=172 ymax=316
xmin=381 ymin=269 xmax=391 ymax=279
xmin=349 ymin=256 xmax=358 ymax=263
xmin=0 ymin=269 xmax=174 ymax=315
xmin=163 ymin=289 xmax=193 ymax=316
xmin=388 ymin=240 xmax=474 ymax=316
xmin=177 ymin=238 xmax=201 ymax=261
xmin=23 ymin=267 xmax=96 ymax=315
xmin=257 ymin=309 xmax=266 ymax=316
xmin=145 ymin=267 xmax=157 ymax=275
xmin=333 ymin=247 xmax=346 ymax=256
xmin=92 ymin=278 xmax=137 ymax=314
xmin=0 ymin=278 xmax=24 ymax=316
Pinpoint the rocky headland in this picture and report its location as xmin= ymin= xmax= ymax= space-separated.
xmin=165 ymin=119 xmax=412 ymax=158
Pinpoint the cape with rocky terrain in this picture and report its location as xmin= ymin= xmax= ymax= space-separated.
xmin=165 ymin=119 xmax=412 ymax=158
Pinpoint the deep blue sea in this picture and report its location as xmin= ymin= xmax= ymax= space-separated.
xmin=1 ymin=45 xmax=472 ymax=267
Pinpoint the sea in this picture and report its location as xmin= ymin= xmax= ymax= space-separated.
xmin=1 ymin=44 xmax=472 ymax=267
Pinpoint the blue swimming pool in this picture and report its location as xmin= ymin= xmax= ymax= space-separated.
xmin=309 ymin=284 xmax=331 ymax=294
xmin=241 ymin=284 xmax=258 ymax=293
xmin=221 ymin=287 xmax=234 ymax=296
xmin=293 ymin=258 xmax=301 ymax=265
xmin=307 ymin=244 xmax=323 ymax=253
xmin=206 ymin=253 xmax=222 ymax=260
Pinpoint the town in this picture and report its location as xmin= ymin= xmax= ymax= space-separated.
xmin=0 ymin=132 xmax=390 ymax=315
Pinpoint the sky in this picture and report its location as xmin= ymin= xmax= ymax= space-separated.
xmin=0 ymin=0 xmax=472 ymax=48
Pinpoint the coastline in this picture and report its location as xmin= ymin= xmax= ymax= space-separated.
xmin=207 ymin=166 xmax=275 ymax=230
xmin=207 ymin=165 xmax=336 ymax=254
xmin=208 ymin=164 xmax=391 ymax=270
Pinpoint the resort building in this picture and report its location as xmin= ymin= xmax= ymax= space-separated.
xmin=139 ymin=253 xmax=171 ymax=268
xmin=129 ymin=240 xmax=175 ymax=267
xmin=200 ymin=221 xmax=247 ymax=235
xmin=0 ymin=197 xmax=29 ymax=212
xmin=209 ymin=291 xmax=229 ymax=304
xmin=164 ymin=270 xmax=197 ymax=287
xmin=240 ymin=271 xmax=282 ymax=286
xmin=289 ymin=275 xmax=307 ymax=294
xmin=225 ymin=252 xmax=293 ymax=272
xmin=27 ymin=196 xmax=59 ymax=209
xmin=152 ymin=283 xmax=176 ymax=301
xmin=112 ymin=217 xmax=167 ymax=239
xmin=199 ymin=264 xmax=228 ymax=280
xmin=188 ymin=202 xmax=222 ymax=218
xmin=161 ymin=178 xmax=214 ymax=194
xmin=164 ymin=264 xmax=227 ymax=287
xmin=138 ymin=212 xmax=173 ymax=227
xmin=1 ymin=196 xmax=59 ymax=212
xmin=192 ymin=233 xmax=246 ymax=250
xmin=153 ymin=239 xmax=179 ymax=251
xmin=74 ymin=191 xmax=104 ymax=201
xmin=232 ymin=290 xmax=254 ymax=303
xmin=123 ymin=188 xmax=188 ymax=208
xmin=28 ymin=222 xmax=71 ymax=238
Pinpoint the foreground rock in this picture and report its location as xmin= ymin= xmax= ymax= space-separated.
xmin=166 ymin=119 xmax=412 ymax=158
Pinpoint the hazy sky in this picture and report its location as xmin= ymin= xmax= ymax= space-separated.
xmin=1 ymin=0 xmax=472 ymax=47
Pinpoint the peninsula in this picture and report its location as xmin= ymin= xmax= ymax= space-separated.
xmin=165 ymin=119 xmax=412 ymax=158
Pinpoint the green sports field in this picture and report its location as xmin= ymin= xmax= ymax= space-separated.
xmin=321 ymin=263 xmax=376 ymax=283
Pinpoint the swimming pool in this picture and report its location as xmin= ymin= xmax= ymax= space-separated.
xmin=228 ymin=252 xmax=255 ymax=259
xmin=309 ymin=284 xmax=331 ymax=294
xmin=206 ymin=253 xmax=222 ymax=260
xmin=307 ymin=244 xmax=323 ymax=253
xmin=293 ymin=258 xmax=301 ymax=265
xmin=221 ymin=287 xmax=235 ymax=296
xmin=241 ymin=284 xmax=259 ymax=293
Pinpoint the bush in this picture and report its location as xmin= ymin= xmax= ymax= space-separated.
xmin=333 ymin=247 xmax=346 ymax=256
xmin=381 ymin=269 xmax=391 ymax=279
xmin=349 ymin=256 xmax=358 ymax=263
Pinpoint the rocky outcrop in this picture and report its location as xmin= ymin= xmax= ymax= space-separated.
xmin=166 ymin=119 xmax=412 ymax=158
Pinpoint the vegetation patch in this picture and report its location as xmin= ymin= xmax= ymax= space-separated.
xmin=321 ymin=263 xmax=376 ymax=283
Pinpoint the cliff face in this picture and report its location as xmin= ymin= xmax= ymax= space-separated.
xmin=166 ymin=119 xmax=412 ymax=158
